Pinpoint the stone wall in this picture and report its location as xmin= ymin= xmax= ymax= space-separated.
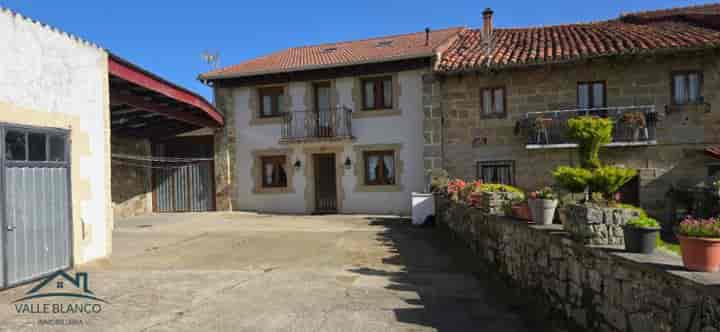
xmin=213 ymin=86 xmax=238 ymax=211
xmin=111 ymin=135 xmax=152 ymax=219
xmin=430 ymin=51 xmax=720 ymax=219
xmin=436 ymin=199 xmax=720 ymax=332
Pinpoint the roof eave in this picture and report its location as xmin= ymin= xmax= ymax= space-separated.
xmin=436 ymin=44 xmax=720 ymax=76
xmin=198 ymin=52 xmax=436 ymax=81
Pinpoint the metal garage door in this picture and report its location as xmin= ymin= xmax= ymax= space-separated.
xmin=154 ymin=161 xmax=213 ymax=212
xmin=1 ymin=125 xmax=72 ymax=288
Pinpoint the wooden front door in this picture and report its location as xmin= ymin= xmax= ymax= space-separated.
xmin=314 ymin=153 xmax=337 ymax=213
xmin=313 ymin=82 xmax=333 ymax=137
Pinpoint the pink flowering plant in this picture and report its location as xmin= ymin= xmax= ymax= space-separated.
xmin=529 ymin=187 xmax=557 ymax=200
xmin=678 ymin=217 xmax=720 ymax=238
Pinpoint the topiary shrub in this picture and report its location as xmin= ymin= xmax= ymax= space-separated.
xmin=553 ymin=166 xmax=592 ymax=193
xmin=589 ymin=166 xmax=637 ymax=201
xmin=567 ymin=116 xmax=613 ymax=169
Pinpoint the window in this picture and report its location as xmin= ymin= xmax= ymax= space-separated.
xmin=28 ymin=132 xmax=46 ymax=161
xmin=5 ymin=130 xmax=26 ymax=161
xmin=577 ymin=82 xmax=606 ymax=109
xmin=672 ymin=71 xmax=702 ymax=105
xmin=49 ymin=135 xmax=66 ymax=162
xmin=362 ymin=77 xmax=393 ymax=110
xmin=477 ymin=160 xmax=515 ymax=185
xmin=480 ymin=87 xmax=505 ymax=117
xmin=258 ymin=87 xmax=285 ymax=118
xmin=261 ymin=156 xmax=288 ymax=188
xmin=364 ymin=150 xmax=395 ymax=185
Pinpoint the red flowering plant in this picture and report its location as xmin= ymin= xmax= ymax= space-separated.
xmin=466 ymin=180 xmax=484 ymax=206
xmin=446 ymin=179 xmax=467 ymax=202
xmin=678 ymin=217 xmax=720 ymax=238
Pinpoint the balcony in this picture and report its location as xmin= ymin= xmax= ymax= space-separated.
xmin=522 ymin=105 xmax=658 ymax=149
xmin=280 ymin=107 xmax=354 ymax=144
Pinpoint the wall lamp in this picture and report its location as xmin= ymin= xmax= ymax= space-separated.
xmin=294 ymin=159 xmax=302 ymax=170
xmin=344 ymin=157 xmax=352 ymax=169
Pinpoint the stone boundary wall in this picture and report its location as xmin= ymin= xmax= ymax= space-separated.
xmin=436 ymin=197 xmax=720 ymax=332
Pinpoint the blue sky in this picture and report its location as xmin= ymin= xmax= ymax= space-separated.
xmin=0 ymin=0 xmax=713 ymax=100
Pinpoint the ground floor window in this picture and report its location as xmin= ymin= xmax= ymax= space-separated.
xmin=261 ymin=156 xmax=288 ymax=188
xmin=364 ymin=150 xmax=395 ymax=185
xmin=477 ymin=160 xmax=514 ymax=185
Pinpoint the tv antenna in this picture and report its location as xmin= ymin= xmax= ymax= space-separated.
xmin=201 ymin=50 xmax=220 ymax=69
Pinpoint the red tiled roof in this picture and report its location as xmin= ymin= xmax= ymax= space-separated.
xmin=200 ymin=27 xmax=464 ymax=80
xmin=437 ymin=4 xmax=720 ymax=73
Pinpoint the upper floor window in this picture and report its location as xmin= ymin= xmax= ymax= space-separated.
xmin=364 ymin=150 xmax=395 ymax=185
xmin=672 ymin=71 xmax=702 ymax=105
xmin=480 ymin=87 xmax=506 ymax=117
xmin=578 ymin=81 xmax=606 ymax=109
xmin=259 ymin=87 xmax=285 ymax=118
xmin=362 ymin=77 xmax=393 ymax=110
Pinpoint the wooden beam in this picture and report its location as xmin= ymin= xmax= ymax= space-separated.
xmin=110 ymin=93 xmax=220 ymax=128
xmin=111 ymin=115 xmax=166 ymax=130
xmin=114 ymin=122 xmax=197 ymax=139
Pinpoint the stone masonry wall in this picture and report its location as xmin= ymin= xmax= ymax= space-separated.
xmin=213 ymin=87 xmax=238 ymax=211
xmin=436 ymin=199 xmax=720 ymax=332
xmin=111 ymin=135 xmax=152 ymax=219
xmin=430 ymin=51 xmax=720 ymax=219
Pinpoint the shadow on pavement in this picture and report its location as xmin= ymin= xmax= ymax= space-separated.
xmin=348 ymin=216 xmax=567 ymax=332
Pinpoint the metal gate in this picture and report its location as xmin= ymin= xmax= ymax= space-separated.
xmin=154 ymin=161 xmax=214 ymax=212
xmin=1 ymin=125 xmax=72 ymax=288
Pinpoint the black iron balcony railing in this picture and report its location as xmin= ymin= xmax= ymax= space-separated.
xmin=522 ymin=105 xmax=658 ymax=147
xmin=281 ymin=107 xmax=353 ymax=142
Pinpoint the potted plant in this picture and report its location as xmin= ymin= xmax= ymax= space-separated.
xmin=510 ymin=200 xmax=532 ymax=221
xmin=620 ymin=111 xmax=647 ymax=141
xmin=623 ymin=216 xmax=660 ymax=254
xmin=677 ymin=217 xmax=720 ymax=272
xmin=529 ymin=187 xmax=558 ymax=225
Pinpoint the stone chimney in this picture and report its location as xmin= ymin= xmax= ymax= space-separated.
xmin=482 ymin=8 xmax=494 ymax=40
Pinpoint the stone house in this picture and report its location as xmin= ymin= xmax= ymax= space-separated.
xmin=200 ymin=28 xmax=462 ymax=214
xmin=426 ymin=4 xmax=720 ymax=218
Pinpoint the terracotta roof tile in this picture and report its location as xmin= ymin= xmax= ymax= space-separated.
xmin=437 ymin=4 xmax=720 ymax=73
xmin=200 ymin=27 xmax=464 ymax=80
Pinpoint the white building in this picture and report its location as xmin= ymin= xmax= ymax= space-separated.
xmin=201 ymin=28 xmax=462 ymax=215
xmin=0 ymin=7 xmax=223 ymax=289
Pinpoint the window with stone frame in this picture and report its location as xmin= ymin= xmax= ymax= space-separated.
xmin=480 ymin=87 xmax=506 ymax=118
xmin=261 ymin=156 xmax=288 ymax=188
xmin=361 ymin=77 xmax=393 ymax=110
xmin=476 ymin=160 xmax=515 ymax=185
xmin=258 ymin=86 xmax=285 ymax=118
xmin=672 ymin=71 xmax=703 ymax=105
xmin=577 ymin=81 xmax=606 ymax=109
xmin=363 ymin=150 xmax=395 ymax=185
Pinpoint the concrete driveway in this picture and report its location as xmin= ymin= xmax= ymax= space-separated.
xmin=0 ymin=213 xmax=534 ymax=331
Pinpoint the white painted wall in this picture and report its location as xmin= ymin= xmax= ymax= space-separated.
xmin=0 ymin=8 xmax=111 ymax=263
xmin=233 ymin=69 xmax=427 ymax=215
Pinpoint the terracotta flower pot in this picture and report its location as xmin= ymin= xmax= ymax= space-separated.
xmin=468 ymin=192 xmax=483 ymax=207
xmin=511 ymin=203 xmax=532 ymax=221
xmin=678 ymin=235 xmax=720 ymax=272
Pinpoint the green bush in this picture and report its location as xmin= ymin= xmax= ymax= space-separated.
xmin=553 ymin=166 xmax=592 ymax=193
xmin=427 ymin=168 xmax=449 ymax=193
xmin=616 ymin=204 xmax=648 ymax=218
xmin=626 ymin=216 xmax=660 ymax=229
xmin=479 ymin=184 xmax=525 ymax=200
xmin=567 ymin=117 xmax=613 ymax=169
xmin=589 ymin=166 xmax=637 ymax=200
